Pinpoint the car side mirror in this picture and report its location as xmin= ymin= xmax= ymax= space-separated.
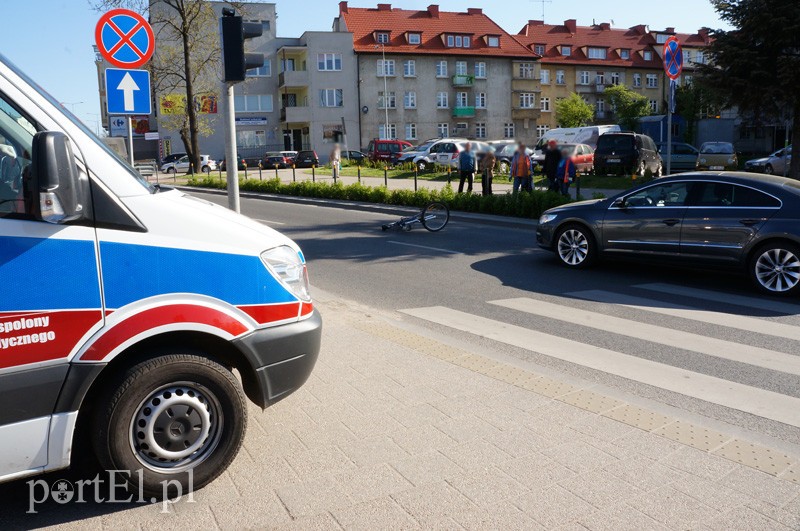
xmin=611 ymin=197 xmax=626 ymax=209
xmin=31 ymin=131 xmax=87 ymax=224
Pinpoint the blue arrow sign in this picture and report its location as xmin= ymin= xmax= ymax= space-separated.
xmin=105 ymin=68 xmax=151 ymax=115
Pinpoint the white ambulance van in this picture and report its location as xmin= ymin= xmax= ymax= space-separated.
xmin=0 ymin=54 xmax=321 ymax=496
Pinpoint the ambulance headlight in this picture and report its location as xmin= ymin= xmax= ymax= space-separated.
xmin=261 ymin=246 xmax=311 ymax=301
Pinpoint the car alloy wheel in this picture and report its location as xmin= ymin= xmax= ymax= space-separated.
xmin=557 ymin=228 xmax=590 ymax=266
xmin=764 ymin=164 xmax=774 ymax=175
xmin=754 ymin=247 xmax=800 ymax=293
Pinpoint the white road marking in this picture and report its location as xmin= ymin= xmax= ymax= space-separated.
xmin=570 ymin=290 xmax=800 ymax=342
xmin=387 ymin=241 xmax=460 ymax=254
xmin=635 ymin=283 xmax=800 ymax=315
xmin=489 ymin=297 xmax=800 ymax=376
xmin=253 ymin=218 xmax=285 ymax=225
xmin=400 ymin=306 xmax=800 ymax=428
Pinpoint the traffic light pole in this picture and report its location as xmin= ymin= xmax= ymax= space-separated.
xmin=224 ymin=82 xmax=240 ymax=213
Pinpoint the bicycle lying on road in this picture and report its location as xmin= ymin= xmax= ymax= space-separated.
xmin=381 ymin=201 xmax=450 ymax=232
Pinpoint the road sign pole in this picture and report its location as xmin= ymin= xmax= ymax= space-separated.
xmin=127 ymin=115 xmax=134 ymax=164
xmin=224 ymin=82 xmax=240 ymax=213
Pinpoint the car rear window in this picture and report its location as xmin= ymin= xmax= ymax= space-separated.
xmin=596 ymin=135 xmax=635 ymax=153
xmin=695 ymin=182 xmax=781 ymax=207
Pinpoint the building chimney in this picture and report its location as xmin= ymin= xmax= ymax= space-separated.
xmin=666 ymin=27 xmax=675 ymax=33
xmin=699 ymin=27 xmax=710 ymax=41
xmin=467 ymin=8 xmax=482 ymax=15
xmin=339 ymin=1 xmax=348 ymax=14
xmin=599 ymin=22 xmax=611 ymax=30
xmin=427 ymin=4 xmax=439 ymax=18
xmin=377 ymin=3 xmax=391 ymax=11
xmin=630 ymin=24 xmax=648 ymax=35
xmin=564 ymin=19 xmax=577 ymax=33
xmin=528 ymin=20 xmax=545 ymax=26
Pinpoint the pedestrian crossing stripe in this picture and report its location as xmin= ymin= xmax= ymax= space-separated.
xmin=635 ymin=283 xmax=800 ymax=316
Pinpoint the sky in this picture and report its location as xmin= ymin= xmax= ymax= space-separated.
xmin=0 ymin=0 xmax=731 ymax=133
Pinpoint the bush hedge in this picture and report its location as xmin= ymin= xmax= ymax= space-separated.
xmin=186 ymin=177 xmax=572 ymax=219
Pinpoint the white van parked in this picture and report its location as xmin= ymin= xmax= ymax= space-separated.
xmin=533 ymin=125 xmax=621 ymax=162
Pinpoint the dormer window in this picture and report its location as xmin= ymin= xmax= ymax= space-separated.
xmin=561 ymin=45 xmax=571 ymax=56
xmin=446 ymin=34 xmax=472 ymax=48
xmin=643 ymin=50 xmax=653 ymax=61
xmin=488 ymin=36 xmax=500 ymax=47
xmin=377 ymin=32 xmax=389 ymax=44
xmin=656 ymin=33 xmax=670 ymax=44
xmin=587 ymin=47 xmax=607 ymax=59
xmin=408 ymin=33 xmax=421 ymax=45
xmin=534 ymin=44 xmax=545 ymax=55
xmin=619 ymin=49 xmax=631 ymax=60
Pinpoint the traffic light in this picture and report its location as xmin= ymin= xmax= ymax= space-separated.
xmin=221 ymin=8 xmax=265 ymax=83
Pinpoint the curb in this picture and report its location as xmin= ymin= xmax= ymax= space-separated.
xmin=176 ymin=186 xmax=539 ymax=230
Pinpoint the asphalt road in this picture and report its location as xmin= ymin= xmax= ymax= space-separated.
xmin=192 ymin=190 xmax=800 ymax=451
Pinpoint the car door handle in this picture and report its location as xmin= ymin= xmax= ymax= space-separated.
xmin=739 ymin=219 xmax=760 ymax=227
xmin=662 ymin=219 xmax=681 ymax=227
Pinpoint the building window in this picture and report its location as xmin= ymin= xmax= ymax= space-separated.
xmin=475 ymin=62 xmax=486 ymax=78
xmin=656 ymin=33 xmax=669 ymax=44
xmin=447 ymin=35 xmax=471 ymax=48
xmin=633 ymin=73 xmax=642 ymax=87
xmin=319 ymin=89 xmax=343 ymax=108
xmin=519 ymin=93 xmax=536 ymax=109
xmin=377 ymin=32 xmax=389 ymax=44
xmin=650 ymin=100 xmax=658 ymax=113
xmin=518 ymin=62 xmax=534 ymax=79
xmin=556 ymin=70 xmax=565 ymax=84
xmin=579 ymin=71 xmax=590 ymax=85
xmin=534 ymin=44 xmax=545 ymax=56
xmin=234 ymin=94 xmax=274 ymax=112
xmin=237 ymin=129 xmax=267 ymax=148
xmin=540 ymin=69 xmax=550 ymax=84
xmin=281 ymin=58 xmax=295 ymax=72
xmin=561 ymin=45 xmax=571 ymax=56
xmin=610 ymin=72 xmax=620 ymax=85
xmin=588 ymin=47 xmax=607 ymax=59
xmin=643 ymin=50 xmax=653 ymax=61
xmin=436 ymin=92 xmax=448 ymax=108
xmin=487 ymin=36 xmax=500 ymax=47
xmin=378 ymin=123 xmax=396 ymax=140
xmin=408 ymin=33 xmax=421 ymax=45
xmin=447 ymin=35 xmax=454 ymax=47
xmin=403 ymin=91 xmax=416 ymax=109
xmin=436 ymin=61 xmax=448 ymax=78
xmin=620 ymin=49 xmax=631 ymax=60
xmin=503 ymin=123 xmax=515 ymax=138
xmin=377 ymin=59 xmax=395 ymax=76
xmin=683 ymin=74 xmax=693 ymax=86
xmin=695 ymin=51 xmax=705 ymax=64
xmin=596 ymin=98 xmax=605 ymax=112
xmin=456 ymin=92 xmax=469 ymax=108
xmin=455 ymin=61 xmax=468 ymax=75
xmin=317 ymin=53 xmax=342 ymax=71
xmin=405 ymin=123 xmax=417 ymax=140
xmin=247 ymin=59 xmax=271 ymax=77
xmin=475 ymin=92 xmax=486 ymax=109
xmin=463 ymin=36 xmax=471 ymax=48
xmin=683 ymin=50 xmax=692 ymax=65
xmin=403 ymin=60 xmax=416 ymax=77
xmin=536 ymin=125 xmax=550 ymax=139
xmin=540 ymin=97 xmax=550 ymax=112
xmin=646 ymin=74 xmax=658 ymax=88
xmin=437 ymin=123 xmax=449 ymax=137
xmin=456 ymin=36 xmax=463 ymax=47
xmin=378 ymin=91 xmax=396 ymax=109
xmin=475 ymin=122 xmax=486 ymax=139
xmin=596 ymin=72 xmax=605 ymax=85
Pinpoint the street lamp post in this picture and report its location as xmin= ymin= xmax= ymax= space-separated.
xmin=61 ymin=101 xmax=83 ymax=114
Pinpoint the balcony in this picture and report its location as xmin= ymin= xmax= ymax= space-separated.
xmin=280 ymin=105 xmax=310 ymax=123
xmin=511 ymin=77 xmax=540 ymax=92
xmin=451 ymin=74 xmax=474 ymax=87
xmin=511 ymin=107 xmax=541 ymax=120
xmin=278 ymin=70 xmax=309 ymax=88
xmin=575 ymin=84 xmax=594 ymax=94
xmin=452 ymin=106 xmax=476 ymax=118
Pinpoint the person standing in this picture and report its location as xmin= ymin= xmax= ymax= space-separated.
xmin=480 ymin=148 xmax=496 ymax=195
xmin=510 ymin=144 xmax=534 ymax=193
xmin=458 ymin=142 xmax=477 ymax=194
xmin=556 ymin=146 xmax=576 ymax=197
xmin=543 ymin=139 xmax=562 ymax=192
xmin=329 ymin=144 xmax=341 ymax=181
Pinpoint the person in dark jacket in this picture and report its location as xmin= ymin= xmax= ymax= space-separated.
xmin=543 ymin=139 xmax=562 ymax=192
xmin=458 ymin=142 xmax=477 ymax=194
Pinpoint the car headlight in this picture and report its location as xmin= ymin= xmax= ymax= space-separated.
xmin=260 ymin=245 xmax=311 ymax=301
xmin=539 ymin=213 xmax=558 ymax=225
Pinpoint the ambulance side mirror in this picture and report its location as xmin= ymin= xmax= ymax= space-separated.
xmin=31 ymin=131 xmax=86 ymax=224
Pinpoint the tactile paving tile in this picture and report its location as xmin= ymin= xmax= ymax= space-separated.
xmin=602 ymin=404 xmax=674 ymax=432
xmin=778 ymin=465 xmax=800 ymax=484
xmin=455 ymin=353 xmax=501 ymax=373
xmin=713 ymin=440 xmax=797 ymax=476
xmin=654 ymin=420 xmax=732 ymax=452
xmin=483 ymin=363 xmax=531 ymax=384
xmin=560 ymin=389 xmax=625 ymax=414
xmin=525 ymin=376 xmax=579 ymax=398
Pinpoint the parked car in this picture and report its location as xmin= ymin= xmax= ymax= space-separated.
xmin=365 ymin=139 xmax=413 ymax=164
xmin=262 ymin=152 xmax=293 ymax=169
xmin=745 ymin=147 xmax=792 ymax=176
xmin=396 ymin=138 xmax=467 ymax=171
xmin=560 ymin=143 xmax=595 ymax=174
xmin=294 ymin=150 xmax=320 ymax=168
xmin=435 ymin=141 xmax=493 ymax=169
xmin=161 ymin=152 xmax=187 ymax=165
xmin=220 ymin=156 xmax=246 ymax=171
xmin=161 ymin=154 xmax=217 ymax=174
xmin=537 ymin=172 xmax=800 ymax=295
xmin=697 ymin=142 xmax=738 ymax=171
xmin=656 ymin=142 xmax=700 ymax=173
xmin=533 ymin=125 xmax=621 ymax=163
xmin=280 ymin=150 xmax=298 ymax=162
xmin=594 ymin=132 xmax=662 ymax=177
xmin=342 ymin=150 xmax=367 ymax=164
xmin=491 ymin=141 xmax=534 ymax=174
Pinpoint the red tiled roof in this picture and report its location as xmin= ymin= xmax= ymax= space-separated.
xmin=517 ymin=19 xmax=664 ymax=69
xmin=339 ymin=3 xmax=537 ymax=59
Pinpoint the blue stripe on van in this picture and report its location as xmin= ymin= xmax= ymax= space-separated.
xmin=100 ymin=242 xmax=297 ymax=309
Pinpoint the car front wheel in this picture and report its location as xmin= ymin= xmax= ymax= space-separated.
xmin=750 ymin=243 xmax=800 ymax=296
xmin=764 ymin=164 xmax=774 ymax=175
xmin=555 ymin=224 xmax=597 ymax=269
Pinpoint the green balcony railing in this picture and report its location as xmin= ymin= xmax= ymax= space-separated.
xmin=451 ymin=74 xmax=474 ymax=87
xmin=452 ymin=106 xmax=476 ymax=118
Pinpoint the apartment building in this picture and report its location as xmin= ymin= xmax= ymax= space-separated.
xmin=334 ymin=2 xmax=541 ymax=147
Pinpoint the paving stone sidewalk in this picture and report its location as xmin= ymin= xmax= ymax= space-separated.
xmin=8 ymin=297 xmax=800 ymax=530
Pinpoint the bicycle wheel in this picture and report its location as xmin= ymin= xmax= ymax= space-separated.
xmin=421 ymin=202 xmax=449 ymax=232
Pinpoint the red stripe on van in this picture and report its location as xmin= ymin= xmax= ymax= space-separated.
xmin=238 ymin=302 xmax=300 ymax=324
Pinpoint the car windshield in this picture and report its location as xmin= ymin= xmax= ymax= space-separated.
xmin=407 ymin=142 xmax=433 ymax=152
xmin=700 ymin=142 xmax=734 ymax=154
xmin=596 ymin=135 xmax=635 ymax=153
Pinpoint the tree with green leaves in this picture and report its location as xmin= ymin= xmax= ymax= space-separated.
xmin=603 ymin=84 xmax=651 ymax=132
xmin=675 ymin=83 xmax=721 ymax=145
xmin=699 ymin=0 xmax=800 ymax=178
xmin=555 ymin=93 xmax=594 ymax=128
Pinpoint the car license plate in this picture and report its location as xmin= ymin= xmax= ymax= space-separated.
xmin=710 ymin=166 xmax=724 ymax=170
xmin=607 ymin=158 xmax=621 ymax=163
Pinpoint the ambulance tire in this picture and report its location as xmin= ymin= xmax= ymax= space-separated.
xmin=91 ymin=353 xmax=247 ymax=499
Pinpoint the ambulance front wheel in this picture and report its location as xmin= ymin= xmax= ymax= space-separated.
xmin=91 ymin=353 xmax=247 ymax=498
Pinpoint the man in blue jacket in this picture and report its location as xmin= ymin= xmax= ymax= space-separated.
xmin=458 ymin=142 xmax=477 ymax=194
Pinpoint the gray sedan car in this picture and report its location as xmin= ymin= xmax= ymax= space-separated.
xmin=537 ymin=172 xmax=800 ymax=295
